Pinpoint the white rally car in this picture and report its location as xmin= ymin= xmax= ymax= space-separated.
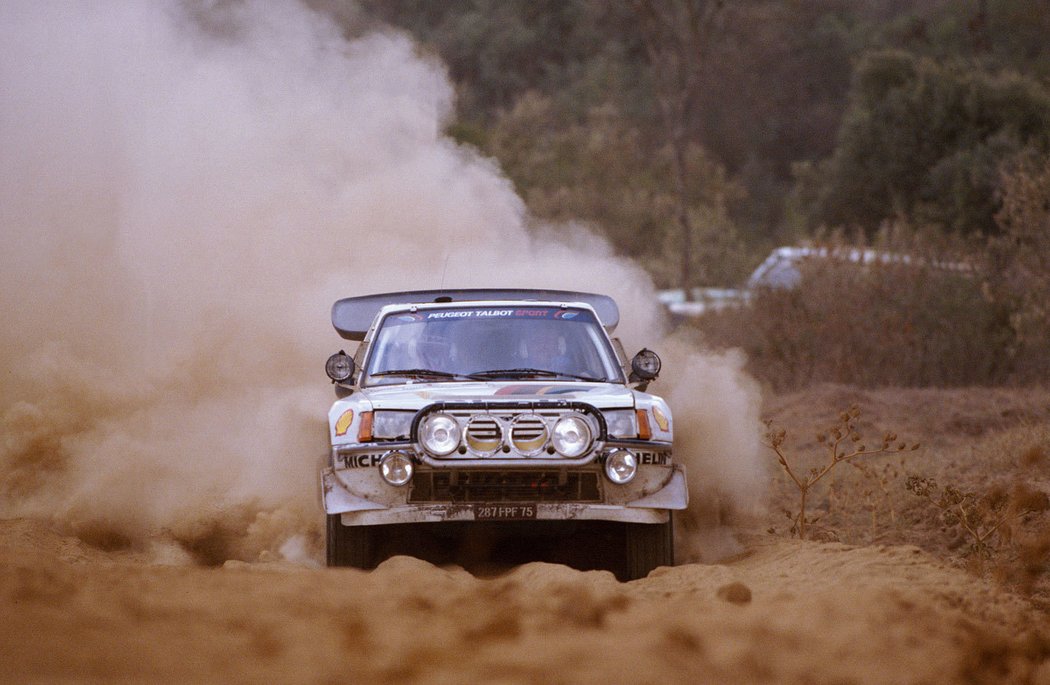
xmin=321 ymin=289 xmax=687 ymax=580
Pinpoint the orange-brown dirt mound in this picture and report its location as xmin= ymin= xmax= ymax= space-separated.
xmin=2 ymin=519 xmax=1048 ymax=684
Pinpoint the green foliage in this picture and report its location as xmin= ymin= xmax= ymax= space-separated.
xmin=486 ymin=93 xmax=751 ymax=287
xmin=797 ymin=50 xmax=1050 ymax=234
xmin=985 ymin=153 xmax=1050 ymax=378
xmin=874 ymin=1 xmax=1050 ymax=79
xmin=357 ymin=0 xmax=649 ymax=119
xmin=342 ymin=1 xmax=1050 ymax=284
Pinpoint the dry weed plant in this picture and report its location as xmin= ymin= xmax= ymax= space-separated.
xmin=849 ymin=458 xmax=907 ymax=541
xmin=766 ymin=405 xmax=919 ymax=539
xmin=818 ymin=457 xmax=907 ymax=544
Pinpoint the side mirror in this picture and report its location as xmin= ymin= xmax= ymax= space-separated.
xmin=325 ymin=350 xmax=356 ymax=383
xmin=630 ymin=348 xmax=661 ymax=384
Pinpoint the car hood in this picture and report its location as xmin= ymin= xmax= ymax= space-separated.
xmin=357 ymin=381 xmax=637 ymax=411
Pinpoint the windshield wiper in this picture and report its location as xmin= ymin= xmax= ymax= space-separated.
xmin=468 ymin=368 xmax=607 ymax=382
xmin=370 ymin=368 xmax=460 ymax=379
xmin=550 ymin=371 xmax=609 ymax=382
xmin=469 ymin=368 xmax=559 ymax=379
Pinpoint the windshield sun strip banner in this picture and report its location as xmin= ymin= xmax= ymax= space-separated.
xmin=384 ymin=306 xmax=596 ymax=327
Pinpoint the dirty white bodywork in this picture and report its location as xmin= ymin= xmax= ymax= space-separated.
xmin=321 ymin=297 xmax=687 ymax=527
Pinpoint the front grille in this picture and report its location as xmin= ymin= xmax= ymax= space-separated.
xmin=409 ymin=470 xmax=601 ymax=503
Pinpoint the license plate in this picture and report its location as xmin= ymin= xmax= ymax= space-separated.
xmin=473 ymin=504 xmax=537 ymax=520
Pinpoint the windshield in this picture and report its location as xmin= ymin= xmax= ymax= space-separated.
xmin=363 ymin=306 xmax=624 ymax=385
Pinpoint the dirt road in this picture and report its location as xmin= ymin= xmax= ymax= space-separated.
xmin=3 ymin=516 xmax=1048 ymax=684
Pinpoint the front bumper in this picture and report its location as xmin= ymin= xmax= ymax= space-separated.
xmin=321 ymin=453 xmax=688 ymax=526
xmin=336 ymin=502 xmax=673 ymax=526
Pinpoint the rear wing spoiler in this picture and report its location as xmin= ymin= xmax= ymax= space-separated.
xmin=332 ymin=289 xmax=620 ymax=340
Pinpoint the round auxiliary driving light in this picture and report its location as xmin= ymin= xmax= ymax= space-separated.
xmin=380 ymin=451 xmax=414 ymax=486
xmin=419 ymin=413 xmax=461 ymax=457
xmin=551 ymin=415 xmax=593 ymax=458
xmin=325 ymin=351 xmax=355 ymax=382
xmin=604 ymin=449 xmax=638 ymax=485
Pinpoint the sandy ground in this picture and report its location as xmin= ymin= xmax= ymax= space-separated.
xmin=3 ymin=385 xmax=1050 ymax=684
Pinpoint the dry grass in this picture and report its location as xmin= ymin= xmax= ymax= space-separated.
xmin=904 ymin=474 xmax=1048 ymax=562
xmin=761 ymin=386 xmax=1050 ymax=605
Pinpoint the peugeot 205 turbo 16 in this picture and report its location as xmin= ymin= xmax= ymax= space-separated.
xmin=320 ymin=289 xmax=686 ymax=580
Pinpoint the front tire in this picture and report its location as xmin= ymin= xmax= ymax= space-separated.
xmin=326 ymin=514 xmax=373 ymax=568
xmin=624 ymin=515 xmax=674 ymax=580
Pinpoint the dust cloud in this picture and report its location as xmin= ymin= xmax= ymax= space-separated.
xmin=0 ymin=0 xmax=765 ymax=563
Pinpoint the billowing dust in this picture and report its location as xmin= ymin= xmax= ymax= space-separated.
xmin=0 ymin=1 xmax=765 ymax=563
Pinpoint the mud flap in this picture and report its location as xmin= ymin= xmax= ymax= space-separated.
xmin=321 ymin=468 xmax=388 ymax=515
xmin=627 ymin=464 xmax=688 ymax=510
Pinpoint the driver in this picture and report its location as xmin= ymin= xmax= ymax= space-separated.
xmin=524 ymin=333 xmax=571 ymax=374
xmin=410 ymin=325 xmax=452 ymax=371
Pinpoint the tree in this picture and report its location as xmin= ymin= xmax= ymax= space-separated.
xmin=487 ymin=93 xmax=750 ymax=287
xmin=796 ymin=50 xmax=1050 ymax=235
xmin=630 ymin=0 xmax=726 ymax=289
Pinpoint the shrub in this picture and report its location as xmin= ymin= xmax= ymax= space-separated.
xmin=906 ymin=458 xmax=1049 ymax=589
xmin=985 ymin=154 xmax=1050 ymax=381
xmin=698 ymin=235 xmax=1013 ymax=390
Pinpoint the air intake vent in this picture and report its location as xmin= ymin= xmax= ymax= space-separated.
xmin=465 ymin=414 xmax=502 ymax=456
xmin=510 ymin=415 xmax=549 ymax=455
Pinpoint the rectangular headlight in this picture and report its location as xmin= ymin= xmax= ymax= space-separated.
xmin=603 ymin=409 xmax=639 ymax=439
xmin=370 ymin=410 xmax=415 ymax=440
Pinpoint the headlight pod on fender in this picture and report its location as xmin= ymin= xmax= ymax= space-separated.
xmin=551 ymin=414 xmax=593 ymax=458
xmin=419 ymin=413 xmax=461 ymax=456
xmin=325 ymin=351 xmax=355 ymax=382
xmin=630 ymin=348 xmax=661 ymax=381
